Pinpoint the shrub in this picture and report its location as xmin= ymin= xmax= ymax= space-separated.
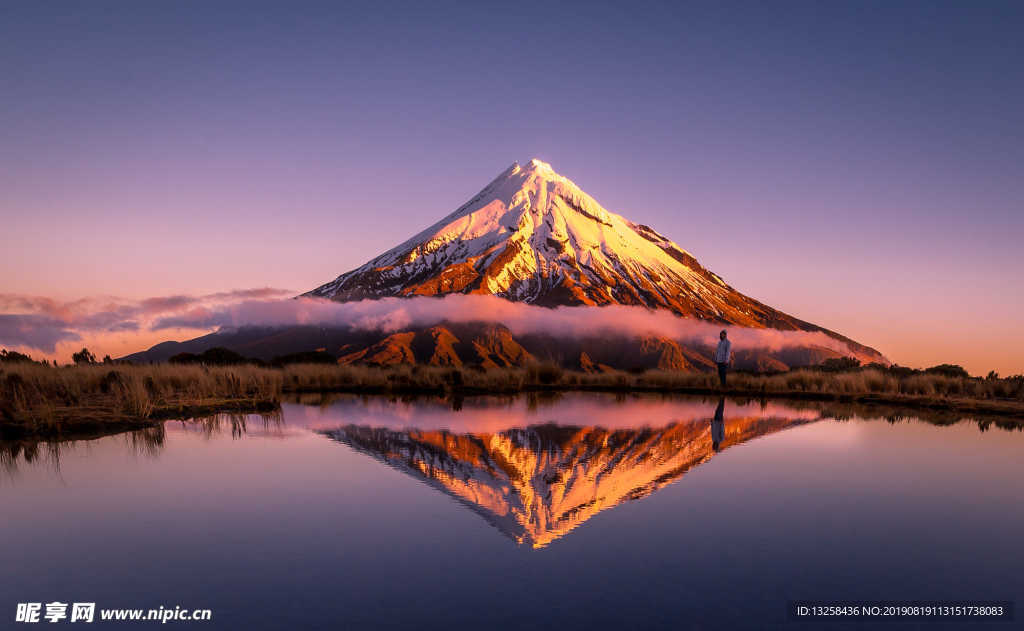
xmin=0 ymin=349 xmax=37 ymax=364
xmin=819 ymin=357 xmax=861 ymax=372
xmin=446 ymin=368 xmax=464 ymax=387
xmin=72 ymin=348 xmax=97 ymax=365
xmin=924 ymin=364 xmax=970 ymax=379
xmin=528 ymin=362 xmax=564 ymax=385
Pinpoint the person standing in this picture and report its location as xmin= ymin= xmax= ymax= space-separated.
xmin=714 ymin=330 xmax=732 ymax=387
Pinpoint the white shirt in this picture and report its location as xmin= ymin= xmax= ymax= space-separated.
xmin=714 ymin=338 xmax=732 ymax=364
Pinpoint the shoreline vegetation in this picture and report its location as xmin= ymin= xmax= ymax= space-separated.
xmin=2 ymin=355 xmax=1023 ymax=437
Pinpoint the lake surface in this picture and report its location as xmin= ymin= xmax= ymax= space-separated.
xmin=2 ymin=393 xmax=1022 ymax=630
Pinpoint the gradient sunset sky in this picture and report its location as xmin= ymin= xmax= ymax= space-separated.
xmin=2 ymin=1 xmax=1022 ymax=374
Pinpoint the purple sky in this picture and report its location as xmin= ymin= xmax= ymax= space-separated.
xmin=1 ymin=1 xmax=1022 ymax=374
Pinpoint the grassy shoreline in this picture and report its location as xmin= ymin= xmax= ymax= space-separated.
xmin=2 ymin=362 xmax=1022 ymax=437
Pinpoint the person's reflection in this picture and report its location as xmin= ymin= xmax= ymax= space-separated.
xmin=711 ymin=397 xmax=725 ymax=452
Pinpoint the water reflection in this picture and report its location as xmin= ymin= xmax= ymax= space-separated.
xmin=321 ymin=399 xmax=813 ymax=548
xmin=0 ymin=411 xmax=283 ymax=475
xmin=711 ymin=397 xmax=725 ymax=452
xmin=1 ymin=395 xmax=1020 ymax=487
xmin=1 ymin=393 xmax=1022 ymax=631
xmin=125 ymin=424 xmax=166 ymax=458
xmin=166 ymin=410 xmax=285 ymax=439
xmin=0 ymin=425 xmax=167 ymax=476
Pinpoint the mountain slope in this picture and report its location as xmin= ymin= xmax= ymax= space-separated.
xmin=306 ymin=159 xmax=881 ymax=360
xmin=124 ymin=321 xmax=852 ymax=372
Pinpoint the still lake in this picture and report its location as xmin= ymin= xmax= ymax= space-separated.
xmin=2 ymin=393 xmax=1022 ymax=630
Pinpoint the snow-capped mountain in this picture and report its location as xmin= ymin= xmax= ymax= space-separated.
xmin=308 ymin=159 xmax=738 ymax=315
xmin=306 ymin=159 xmax=880 ymax=359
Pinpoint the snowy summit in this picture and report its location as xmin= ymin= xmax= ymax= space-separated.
xmin=306 ymin=160 xmax=876 ymax=357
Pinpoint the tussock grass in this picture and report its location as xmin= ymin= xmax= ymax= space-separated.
xmin=2 ymin=362 xmax=1022 ymax=436
xmin=0 ymin=363 xmax=283 ymax=434
xmin=275 ymin=363 xmax=1024 ymax=413
xmin=282 ymin=363 xmax=531 ymax=393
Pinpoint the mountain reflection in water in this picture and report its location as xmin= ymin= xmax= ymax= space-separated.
xmin=322 ymin=398 xmax=812 ymax=548
xmin=2 ymin=394 xmax=1022 ymax=631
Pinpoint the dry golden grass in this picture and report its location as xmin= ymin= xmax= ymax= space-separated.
xmin=282 ymin=363 xmax=1024 ymax=410
xmin=628 ymin=367 xmax=1023 ymax=401
xmin=0 ymin=363 xmax=283 ymax=432
xmin=2 ymin=362 xmax=1022 ymax=435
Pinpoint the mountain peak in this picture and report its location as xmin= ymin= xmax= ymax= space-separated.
xmin=524 ymin=157 xmax=554 ymax=171
xmin=510 ymin=157 xmax=553 ymax=170
xmin=509 ymin=158 xmax=574 ymax=189
xmin=304 ymin=161 xmax=883 ymax=362
xmin=303 ymin=159 xmax=766 ymax=317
